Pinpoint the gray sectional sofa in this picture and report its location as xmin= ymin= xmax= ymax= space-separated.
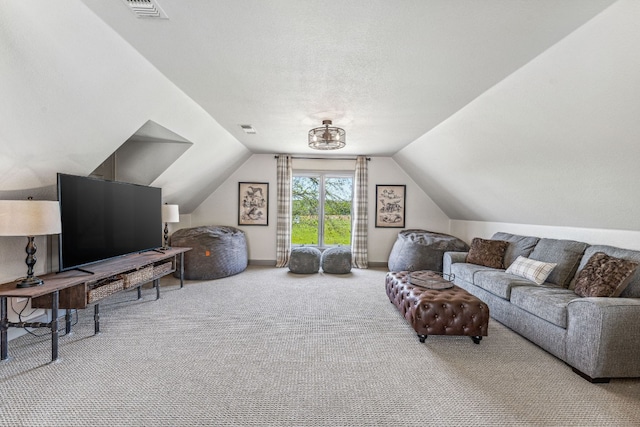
xmin=443 ymin=232 xmax=640 ymax=382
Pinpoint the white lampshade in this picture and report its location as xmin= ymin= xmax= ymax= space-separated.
xmin=0 ymin=200 xmax=62 ymax=236
xmin=162 ymin=204 xmax=180 ymax=223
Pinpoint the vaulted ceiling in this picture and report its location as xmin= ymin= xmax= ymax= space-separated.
xmin=80 ymin=0 xmax=615 ymax=157
xmin=3 ymin=0 xmax=639 ymax=232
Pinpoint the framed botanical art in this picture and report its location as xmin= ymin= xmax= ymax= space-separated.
xmin=238 ymin=182 xmax=269 ymax=226
xmin=375 ymin=184 xmax=406 ymax=228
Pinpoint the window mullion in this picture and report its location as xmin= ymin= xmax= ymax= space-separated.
xmin=318 ymin=175 xmax=326 ymax=247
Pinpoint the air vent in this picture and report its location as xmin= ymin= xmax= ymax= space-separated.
xmin=239 ymin=124 xmax=257 ymax=134
xmin=122 ymin=0 xmax=168 ymax=19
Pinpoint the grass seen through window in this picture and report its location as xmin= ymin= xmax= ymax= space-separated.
xmin=292 ymin=174 xmax=352 ymax=246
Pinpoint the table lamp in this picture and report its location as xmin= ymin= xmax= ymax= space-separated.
xmin=161 ymin=204 xmax=179 ymax=249
xmin=0 ymin=198 xmax=62 ymax=288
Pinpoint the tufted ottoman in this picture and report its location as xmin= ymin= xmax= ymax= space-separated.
xmin=289 ymin=247 xmax=322 ymax=274
xmin=385 ymin=270 xmax=489 ymax=344
xmin=321 ymin=246 xmax=352 ymax=274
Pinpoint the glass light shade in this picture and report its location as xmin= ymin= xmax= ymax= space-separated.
xmin=308 ymin=119 xmax=346 ymax=150
xmin=161 ymin=204 xmax=180 ymax=223
xmin=0 ymin=200 xmax=61 ymax=236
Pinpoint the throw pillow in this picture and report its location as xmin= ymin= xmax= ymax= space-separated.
xmin=573 ymin=252 xmax=639 ymax=297
xmin=506 ymin=256 xmax=557 ymax=285
xmin=466 ymin=238 xmax=508 ymax=269
xmin=528 ymin=238 xmax=588 ymax=288
xmin=491 ymin=232 xmax=540 ymax=267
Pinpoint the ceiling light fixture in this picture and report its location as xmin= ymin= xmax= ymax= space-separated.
xmin=308 ymin=120 xmax=346 ymax=150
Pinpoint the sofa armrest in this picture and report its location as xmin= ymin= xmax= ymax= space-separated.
xmin=566 ymin=297 xmax=640 ymax=380
xmin=443 ymin=251 xmax=468 ymax=276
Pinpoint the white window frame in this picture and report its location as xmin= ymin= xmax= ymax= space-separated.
xmin=292 ymin=170 xmax=354 ymax=249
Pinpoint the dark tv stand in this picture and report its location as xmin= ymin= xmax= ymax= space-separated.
xmin=0 ymin=247 xmax=191 ymax=362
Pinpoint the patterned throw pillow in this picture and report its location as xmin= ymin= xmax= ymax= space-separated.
xmin=506 ymin=256 xmax=557 ymax=285
xmin=573 ymin=252 xmax=639 ymax=297
xmin=466 ymin=238 xmax=508 ymax=269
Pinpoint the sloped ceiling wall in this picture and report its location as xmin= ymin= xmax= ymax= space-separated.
xmin=0 ymin=1 xmax=250 ymax=212
xmin=394 ymin=0 xmax=640 ymax=232
xmin=2 ymin=0 xmax=639 ymax=235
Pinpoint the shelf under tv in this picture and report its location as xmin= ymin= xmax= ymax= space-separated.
xmin=0 ymin=246 xmax=191 ymax=362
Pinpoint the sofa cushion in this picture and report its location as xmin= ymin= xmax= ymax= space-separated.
xmin=529 ymin=238 xmax=588 ymax=288
xmin=573 ymin=252 xmax=638 ymax=297
xmin=510 ymin=286 xmax=579 ymax=328
xmin=491 ymin=232 xmax=540 ymax=267
xmin=571 ymin=245 xmax=640 ymax=298
xmin=466 ymin=238 xmax=508 ymax=269
xmin=473 ymin=270 xmax=536 ymax=300
xmin=505 ymin=256 xmax=557 ymax=285
xmin=450 ymin=263 xmax=496 ymax=284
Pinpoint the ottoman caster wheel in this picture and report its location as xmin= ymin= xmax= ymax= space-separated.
xmin=471 ymin=336 xmax=482 ymax=344
xmin=418 ymin=334 xmax=427 ymax=343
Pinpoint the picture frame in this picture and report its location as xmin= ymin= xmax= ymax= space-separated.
xmin=238 ymin=182 xmax=269 ymax=226
xmin=375 ymin=184 xmax=406 ymax=228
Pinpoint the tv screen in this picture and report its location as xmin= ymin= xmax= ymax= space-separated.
xmin=58 ymin=173 xmax=162 ymax=272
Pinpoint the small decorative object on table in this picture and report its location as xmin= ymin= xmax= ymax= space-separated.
xmin=409 ymin=271 xmax=454 ymax=289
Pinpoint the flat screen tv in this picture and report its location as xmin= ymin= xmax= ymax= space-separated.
xmin=57 ymin=173 xmax=162 ymax=272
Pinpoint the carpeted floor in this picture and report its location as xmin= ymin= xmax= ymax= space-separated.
xmin=1 ymin=266 xmax=639 ymax=426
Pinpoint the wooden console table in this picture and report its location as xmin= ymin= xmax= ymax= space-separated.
xmin=0 ymin=247 xmax=190 ymax=362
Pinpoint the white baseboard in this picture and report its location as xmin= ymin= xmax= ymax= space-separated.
xmin=248 ymin=259 xmax=388 ymax=269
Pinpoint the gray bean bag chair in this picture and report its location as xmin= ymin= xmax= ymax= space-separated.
xmin=171 ymin=225 xmax=248 ymax=280
xmin=387 ymin=229 xmax=469 ymax=272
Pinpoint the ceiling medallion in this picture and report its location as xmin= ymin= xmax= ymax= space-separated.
xmin=308 ymin=119 xmax=346 ymax=150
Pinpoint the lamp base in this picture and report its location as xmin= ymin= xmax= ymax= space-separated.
xmin=16 ymin=276 xmax=44 ymax=288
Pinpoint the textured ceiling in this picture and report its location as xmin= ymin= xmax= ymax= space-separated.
xmin=79 ymin=0 xmax=616 ymax=157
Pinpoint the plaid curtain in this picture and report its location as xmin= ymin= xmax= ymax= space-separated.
xmin=351 ymin=156 xmax=368 ymax=268
xmin=275 ymin=155 xmax=292 ymax=267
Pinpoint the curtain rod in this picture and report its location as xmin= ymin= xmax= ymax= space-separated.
xmin=274 ymin=155 xmax=370 ymax=161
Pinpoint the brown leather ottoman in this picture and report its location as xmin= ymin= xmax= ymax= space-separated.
xmin=385 ymin=271 xmax=489 ymax=344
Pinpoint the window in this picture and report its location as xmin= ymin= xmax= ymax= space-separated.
xmin=292 ymin=172 xmax=353 ymax=247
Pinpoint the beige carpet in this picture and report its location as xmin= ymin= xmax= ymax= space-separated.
xmin=1 ymin=266 xmax=639 ymax=426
